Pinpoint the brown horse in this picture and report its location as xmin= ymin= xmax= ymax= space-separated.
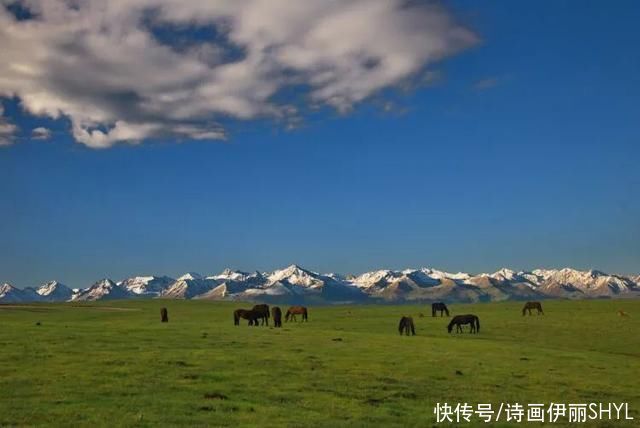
xmin=233 ymin=309 xmax=261 ymax=326
xmin=285 ymin=306 xmax=308 ymax=322
xmin=160 ymin=307 xmax=169 ymax=323
xmin=398 ymin=316 xmax=416 ymax=336
xmin=432 ymin=302 xmax=450 ymax=317
xmin=447 ymin=314 xmax=480 ymax=334
xmin=271 ymin=306 xmax=282 ymax=327
xmin=618 ymin=309 xmax=630 ymax=318
xmin=252 ymin=304 xmax=270 ymax=326
xmin=522 ymin=301 xmax=544 ymax=316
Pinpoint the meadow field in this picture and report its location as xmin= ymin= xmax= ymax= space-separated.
xmin=0 ymin=299 xmax=638 ymax=427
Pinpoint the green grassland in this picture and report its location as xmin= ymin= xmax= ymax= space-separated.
xmin=0 ymin=299 xmax=638 ymax=427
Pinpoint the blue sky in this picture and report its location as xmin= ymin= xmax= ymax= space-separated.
xmin=1 ymin=1 xmax=639 ymax=287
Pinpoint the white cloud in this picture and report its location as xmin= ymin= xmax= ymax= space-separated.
xmin=0 ymin=0 xmax=478 ymax=148
xmin=0 ymin=104 xmax=18 ymax=146
xmin=31 ymin=126 xmax=51 ymax=140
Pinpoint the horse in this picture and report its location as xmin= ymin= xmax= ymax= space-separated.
xmin=160 ymin=307 xmax=169 ymax=323
xmin=447 ymin=314 xmax=480 ymax=334
xmin=252 ymin=304 xmax=270 ymax=326
xmin=432 ymin=302 xmax=450 ymax=317
xmin=233 ymin=309 xmax=261 ymax=326
xmin=285 ymin=306 xmax=308 ymax=322
xmin=398 ymin=316 xmax=416 ymax=336
xmin=522 ymin=301 xmax=544 ymax=316
xmin=618 ymin=309 xmax=630 ymax=318
xmin=271 ymin=306 xmax=282 ymax=327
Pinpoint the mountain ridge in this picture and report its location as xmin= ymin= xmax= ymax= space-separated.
xmin=2 ymin=266 xmax=639 ymax=304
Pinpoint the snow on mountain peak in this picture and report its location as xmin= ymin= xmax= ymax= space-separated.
xmin=420 ymin=268 xmax=471 ymax=281
xmin=120 ymin=275 xmax=174 ymax=295
xmin=267 ymin=264 xmax=318 ymax=286
xmin=36 ymin=280 xmax=73 ymax=299
xmin=209 ymin=269 xmax=251 ymax=282
xmin=72 ymin=278 xmax=130 ymax=301
xmin=490 ymin=268 xmax=519 ymax=281
xmin=352 ymin=269 xmax=396 ymax=288
xmin=0 ymin=282 xmax=15 ymax=295
xmin=177 ymin=272 xmax=203 ymax=281
xmin=37 ymin=281 xmax=59 ymax=295
xmin=95 ymin=278 xmax=116 ymax=288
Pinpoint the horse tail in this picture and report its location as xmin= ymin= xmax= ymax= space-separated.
xmin=475 ymin=316 xmax=480 ymax=333
xmin=522 ymin=306 xmax=526 ymax=316
xmin=303 ymin=308 xmax=308 ymax=321
xmin=233 ymin=310 xmax=239 ymax=325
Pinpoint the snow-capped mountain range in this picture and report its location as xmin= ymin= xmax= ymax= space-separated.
xmin=2 ymin=265 xmax=639 ymax=304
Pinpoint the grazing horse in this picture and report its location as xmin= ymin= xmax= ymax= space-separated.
xmin=252 ymin=304 xmax=270 ymax=326
xmin=271 ymin=306 xmax=282 ymax=327
xmin=432 ymin=302 xmax=450 ymax=317
xmin=233 ymin=309 xmax=260 ymax=326
xmin=398 ymin=316 xmax=416 ymax=336
xmin=160 ymin=307 xmax=169 ymax=323
xmin=618 ymin=309 xmax=630 ymax=318
xmin=285 ymin=306 xmax=308 ymax=322
xmin=447 ymin=314 xmax=480 ymax=334
xmin=522 ymin=301 xmax=544 ymax=316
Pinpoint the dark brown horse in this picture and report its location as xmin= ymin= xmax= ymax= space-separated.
xmin=447 ymin=314 xmax=480 ymax=334
xmin=233 ymin=309 xmax=260 ymax=326
xmin=398 ymin=316 xmax=416 ymax=336
xmin=271 ymin=306 xmax=282 ymax=327
xmin=252 ymin=304 xmax=270 ymax=325
xmin=522 ymin=301 xmax=544 ymax=316
xmin=432 ymin=302 xmax=450 ymax=317
xmin=285 ymin=306 xmax=308 ymax=322
xmin=160 ymin=307 xmax=169 ymax=323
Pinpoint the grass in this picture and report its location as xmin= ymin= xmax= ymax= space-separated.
xmin=0 ymin=299 xmax=638 ymax=427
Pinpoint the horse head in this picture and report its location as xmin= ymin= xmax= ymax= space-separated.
xmin=447 ymin=320 xmax=454 ymax=333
